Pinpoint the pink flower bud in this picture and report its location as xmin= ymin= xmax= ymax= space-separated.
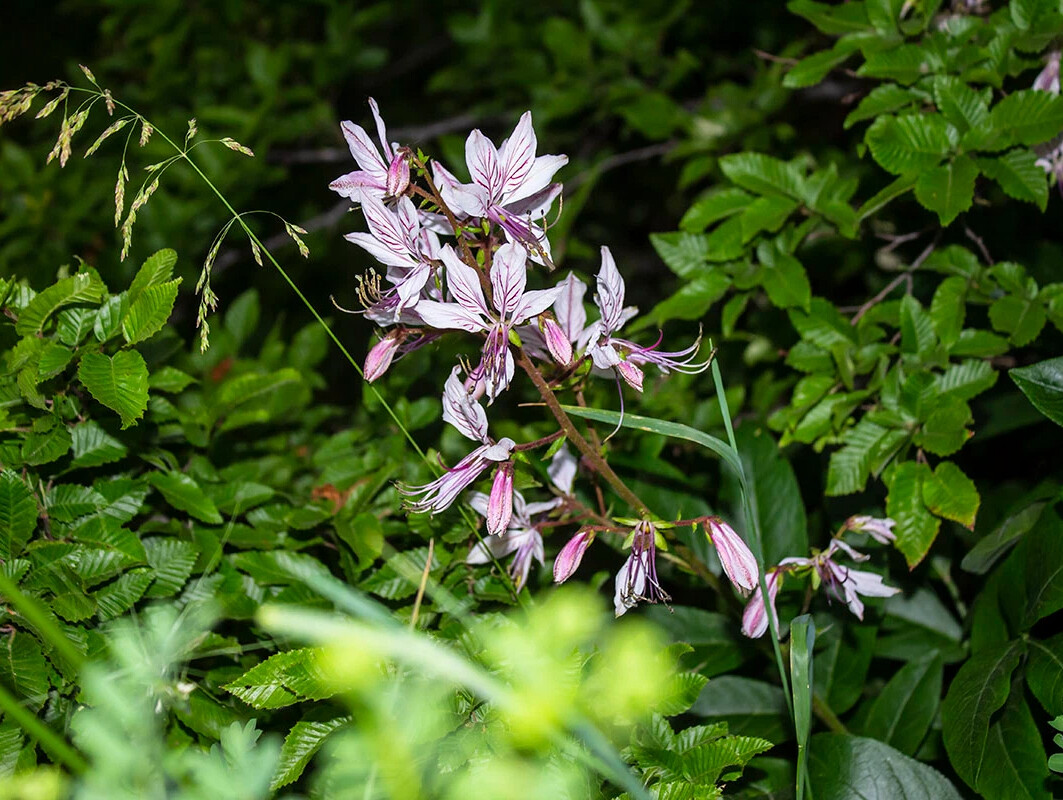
xmin=553 ymin=528 xmax=593 ymax=583
xmin=1034 ymin=50 xmax=1061 ymax=95
xmin=616 ymin=360 xmax=644 ymax=392
xmin=486 ymin=462 xmax=514 ymax=536
xmin=706 ymin=517 xmax=759 ymax=595
xmin=742 ymin=568 xmax=782 ymax=639
xmin=364 ymin=332 xmax=402 ymax=382
xmin=386 ymin=152 xmax=410 ymax=196
xmin=541 ymin=317 xmax=572 ymax=366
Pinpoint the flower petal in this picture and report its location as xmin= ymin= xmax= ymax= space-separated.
xmin=416 ymin=300 xmax=489 ymax=333
xmin=343 ymin=232 xmax=417 ymax=270
xmin=367 ymin=97 xmax=394 ymax=159
xmin=503 ymin=154 xmax=568 ymax=206
xmin=490 ymin=243 xmax=528 ymax=317
xmin=595 ymin=246 xmax=626 ymax=333
xmin=465 ymin=128 xmax=500 ymax=195
xmin=440 ymin=245 xmax=491 ymax=317
xmin=512 ymin=286 xmax=564 ymax=325
xmin=441 ymin=366 xmax=489 ymax=442
xmin=329 ymin=169 xmax=385 ymax=200
xmin=554 ymin=273 xmax=588 ymax=343
xmin=498 ymin=111 xmax=537 ymax=199
xmin=340 ymin=120 xmax=387 ymax=179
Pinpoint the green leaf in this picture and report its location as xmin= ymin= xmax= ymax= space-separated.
xmin=941 ymin=639 xmax=1025 ymax=792
xmin=0 ymin=633 xmax=50 ymax=710
xmin=863 ymin=653 xmax=942 ymax=756
xmin=128 ymin=249 xmax=177 ymax=303
xmin=1005 ymin=505 xmax=1063 ymax=629
xmin=1011 ymin=357 xmax=1063 ymax=427
xmin=900 ymin=294 xmax=937 ymax=358
xmin=887 ymin=461 xmax=941 ymax=568
xmin=783 ymin=44 xmax=855 ymax=89
xmin=990 ymin=293 xmax=1046 ymax=346
xmin=0 ymin=470 xmax=37 ymax=561
xmin=865 ymin=114 xmax=952 ymax=175
xmin=741 ymin=195 xmax=799 ymax=242
xmin=1028 ymin=634 xmax=1063 ymax=716
xmin=691 ymin=676 xmax=790 ymax=743
xmin=20 ymin=424 xmax=72 ymax=466
xmin=809 ymin=734 xmax=964 ymax=799
xmin=679 ymin=188 xmax=752 ymax=233
xmin=121 ymin=278 xmax=181 ymax=345
xmin=787 ymin=0 xmax=872 ymax=34
xmin=143 ymin=537 xmax=198 ymax=597
xmin=14 ymin=273 xmax=104 ymax=336
xmin=914 ymin=155 xmax=978 ymax=226
xmin=813 ymin=620 xmax=877 ymax=714
xmin=148 ymin=366 xmax=196 ymax=393
xmin=858 ymin=174 xmax=916 ymax=220
xmin=644 ymin=606 xmax=747 ymax=677
xmin=147 ymin=470 xmax=223 ymax=525
xmin=826 ymin=419 xmax=905 ymax=496
xmin=977 ymin=150 xmax=1049 ymax=211
xmin=69 ymin=420 xmax=128 ymax=469
xmin=650 ymin=232 xmax=710 ymax=278
xmin=46 ymin=484 xmax=106 ymax=521
xmin=93 ymin=294 xmax=124 ymax=342
xmin=1012 ymin=0 xmax=1059 ymax=28
xmin=978 ymin=691 xmax=1052 ymax=800
xmin=922 ymin=461 xmax=979 ymax=529
xmin=858 ymin=45 xmax=940 ymax=85
xmin=217 ymin=368 xmax=303 ymax=409
xmin=976 ymin=90 xmax=1063 ymax=149
xmin=77 ymin=351 xmax=149 ymax=429
xmin=719 ymin=152 xmax=806 ymax=200
xmin=637 ymin=273 xmax=731 ymax=329
xmin=932 ymin=76 xmax=989 ymax=134
xmin=914 ymin=396 xmax=972 ymax=456
xmin=929 ymin=276 xmax=966 ymax=347
xmin=271 ymin=716 xmax=352 ymax=790
xmin=844 ymin=84 xmax=918 ymax=130
xmin=93 ymin=567 xmax=153 ymax=621
xmin=223 ymin=648 xmax=330 ymax=709
xmin=36 ymin=342 xmax=74 ymax=381
xmin=935 ymin=359 xmax=997 ymax=402
xmin=757 ymin=241 xmax=810 ymax=310
xmin=962 ymin=496 xmax=1049 ymax=575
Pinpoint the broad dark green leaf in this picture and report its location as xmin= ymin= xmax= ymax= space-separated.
xmin=865 ymin=114 xmax=952 ymax=175
xmin=809 ymin=734 xmax=963 ymax=799
xmin=69 ymin=420 xmax=128 ymax=469
xmin=887 ymin=461 xmax=941 ymax=568
xmin=0 ymin=470 xmax=37 ymax=561
xmin=147 ymin=470 xmax=223 ymax=525
xmin=862 ymin=653 xmax=942 ymax=755
xmin=978 ymin=691 xmax=1052 ymax=800
xmin=1028 ymin=634 xmax=1063 ymax=716
xmin=978 ymin=150 xmax=1049 ymax=211
xmin=922 ymin=461 xmax=979 ymax=529
xmin=271 ymin=716 xmax=352 ymax=790
xmin=1011 ymin=357 xmax=1063 ymax=428
xmin=14 ymin=273 xmax=104 ymax=336
xmin=77 ymin=350 xmax=149 ymax=429
xmin=913 ymin=155 xmax=978 ymax=226
xmin=690 ymin=676 xmax=790 ymax=743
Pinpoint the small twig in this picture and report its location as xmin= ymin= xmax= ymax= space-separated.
xmin=965 ymin=224 xmax=994 ymax=265
xmin=850 ymin=236 xmax=938 ymax=325
xmin=409 ymin=537 xmax=435 ymax=629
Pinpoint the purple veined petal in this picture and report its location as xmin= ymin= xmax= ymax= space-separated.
xmin=594 ymin=246 xmax=627 ymax=334
xmin=497 ymin=111 xmax=537 ymax=199
xmin=554 ymin=528 xmax=592 ymax=584
xmin=503 ymin=154 xmax=569 ymax=207
xmin=416 ymin=300 xmax=488 ymax=333
xmin=441 ymin=365 xmax=489 ymax=442
xmin=515 ymin=322 xmax=549 ymax=360
xmin=486 ymin=462 xmax=514 ymax=536
xmin=490 ymin=242 xmax=529 ymax=318
xmin=444 ymin=182 xmax=490 ymax=219
xmin=547 ymin=444 xmax=577 ymax=495
xmin=846 ymin=515 xmax=897 ymax=545
xmin=340 ymin=120 xmax=388 ymax=179
xmin=844 ymin=567 xmax=901 ymax=599
xmin=440 ymin=245 xmax=491 ymax=317
xmin=707 ymin=518 xmax=759 ymax=595
xmin=432 ymin=160 xmax=461 ymax=190
xmin=482 ymin=332 xmax=517 ymax=401
xmin=554 ymin=273 xmax=588 ymax=344
xmin=367 ymin=98 xmax=394 ymax=158
xmin=542 ymin=317 xmax=573 ymax=366
xmin=483 ymin=437 xmax=516 ymax=461
xmin=589 ymin=342 xmax=622 ymax=369
xmin=509 ymin=528 xmax=545 ymax=591
xmin=394 ymin=196 xmax=421 ymax=242
xmin=401 ymin=445 xmax=495 ymax=514
xmin=362 ymin=195 xmax=413 ymax=257
xmin=467 ymin=490 xmax=490 ymax=519
xmin=742 ymin=569 xmax=782 ymax=639
xmin=616 ymin=360 xmax=645 ymax=392
xmin=329 ymin=169 xmax=386 ymax=200
xmin=343 ymin=232 xmax=418 ymax=270
xmin=504 ymin=182 xmax=562 ymax=220
xmin=523 ymin=497 xmax=562 ymax=518
xmin=418 ymin=228 xmax=442 ymax=262
xmin=613 ymin=552 xmax=645 ymax=617
xmin=1033 ymin=50 xmax=1061 ymax=94
xmin=419 ymin=210 xmax=453 ymax=236
xmin=828 ymin=538 xmax=869 ymax=563
xmin=465 ymin=128 xmax=501 ymax=196
xmin=512 ymin=286 xmax=565 ymax=326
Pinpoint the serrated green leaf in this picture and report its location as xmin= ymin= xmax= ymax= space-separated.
xmin=69 ymin=420 xmax=128 ymax=469
xmin=20 ymin=424 xmax=72 ymax=466
xmin=77 ymin=351 xmax=149 ymax=429
xmin=650 ymin=232 xmax=710 ymax=278
xmin=0 ymin=634 xmax=50 ymax=711
xmin=637 ymin=273 xmax=731 ymax=329
xmin=14 ymin=273 xmax=104 ymax=336
xmin=679 ymin=188 xmax=753 ymax=233
xmin=740 ymin=195 xmax=799 ymax=242
xmin=935 ymin=359 xmax=997 ymax=402
xmin=122 ymin=278 xmax=181 ymax=345
xmin=941 ymin=640 xmax=1025 ymax=794
xmin=93 ymin=567 xmax=153 ymax=621
xmin=46 ymin=483 xmax=107 ymax=522
xmin=858 ymin=44 xmax=942 ymax=85
xmin=143 ymin=537 xmax=198 ymax=597
xmin=146 ymin=470 xmax=223 ymax=525
xmin=217 ymin=368 xmax=303 ymax=408
xmin=866 ymin=114 xmax=952 ymax=175
xmin=36 ymin=342 xmax=74 ymax=381
xmin=971 ymin=90 xmax=1063 ymax=150
xmin=271 ymin=716 xmax=352 ymax=790
xmin=887 ymin=461 xmax=941 ymax=567
xmin=128 ymin=249 xmax=177 ymax=304
xmin=787 ymin=0 xmax=871 ymax=34
xmin=914 ymin=155 xmax=978 ymax=226
xmin=784 ymin=43 xmax=855 ymax=89
xmin=719 ymin=152 xmax=806 ymax=200
xmin=826 ymin=419 xmax=904 ymax=496
xmin=922 ymin=461 xmax=979 ymax=529
xmin=223 ymin=648 xmax=330 ymax=709
xmin=0 ymin=470 xmax=37 ymax=561
xmin=989 ymin=293 xmax=1046 ymax=346
xmin=929 ymin=276 xmax=966 ymax=348
xmin=932 ymin=76 xmax=989 ymax=134
xmin=977 ymin=150 xmax=1049 ymax=211
xmin=1011 ymin=356 xmax=1063 ymax=427
xmin=93 ymin=294 xmax=124 ymax=342
xmin=845 ymin=84 xmax=918 ymax=130
xmin=899 ymin=295 xmax=937 ymax=358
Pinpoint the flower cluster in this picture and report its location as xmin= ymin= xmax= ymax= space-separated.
xmin=331 ymin=99 xmax=719 ymax=596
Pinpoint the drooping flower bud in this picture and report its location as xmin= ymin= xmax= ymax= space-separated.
xmin=616 ymin=360 xmax=644 ymax=392
xmin=486 ymin=462 xmax=514 ymax=536
xmin=845 ymin=515 xmax=897 ymax=545
xmin=1034 ymin=50 xmax=1061 ymax=95
xmin=706 ymin=517 xmax=759 ymax=595
xmin=364 ymin=330 xmax=403 ymax=382
xmin=541 ymin=316 xmax=572 ymax=366
xmin=386 ymin=152 xmax=410 ymax=196
xmin=742 ymin=568 xmax=782 ymax=639
xmin=553 ymin=528 xmax=593 ymax=583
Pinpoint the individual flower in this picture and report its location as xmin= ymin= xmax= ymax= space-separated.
xmin=364 ymin=330 xmax=403 ymax=382
xmin=614 ymin=521 xmax=669 ymax=617
xmin=578 ymin=247 xmax=711 ymax=391
xmin=437 ymin=111 xmax=567 ymax=262
xmin=416 ymin=243 xmax=563 ymax=400
xmin=705 ymin=517 xmax=759 ymax=595
xmin=845 ymin=515 xmax=896 ymax=545
xmin=1033 ymin=51 xmax=1063 ymax=190
xmin=742 ymin=568 xmax=783 ymax=639
xmin=781 ymin=539 xmax=900 ymax=621
xmin=1034 ymin=50 xmax=1061 ymax=95
xmin=400 ymin=367 xmax=514 ymax=514
xmin=486 ymin=461 xmax=514 ymax=537
xmin=546 ymin=443 xmax=578 ymax=496
xmin=329 ymin=97 xmax=410 ymax=202
xmin=344 ymin=195 xmax=440 ymax=322
xmin=553 ymin=528 xmax=593 ymax=584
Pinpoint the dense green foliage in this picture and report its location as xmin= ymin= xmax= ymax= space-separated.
xmin=3 ymin=1 xmax=1063 ymax=798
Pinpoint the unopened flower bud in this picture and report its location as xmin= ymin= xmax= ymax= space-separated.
xmin=553 ymin=528 xmax=593 ymax=583
xmin=364 ymin=331 xmax=403 ymax=382
xmin=386 ymin=152 xmax=410 ymax=196
xmin=541 ymin=317 xmax=572 ymax=366
xmin=845 ymin=515 xmax=896 ymax=545
xmin=616 ymin=360 xmax=644 ymax=392
xmin=706 ymin=517 xmax=759 ymax=595
xmin=1034 ymin=50 xmax=1061 ymax=95
xmin=487 ymin=462 xmax=514 ymax=536
xmin=742 ymin=568 xmax=782 ymax=639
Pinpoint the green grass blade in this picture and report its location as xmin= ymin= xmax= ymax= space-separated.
xmin=790 ymin=614 xmax=815 ymax=800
